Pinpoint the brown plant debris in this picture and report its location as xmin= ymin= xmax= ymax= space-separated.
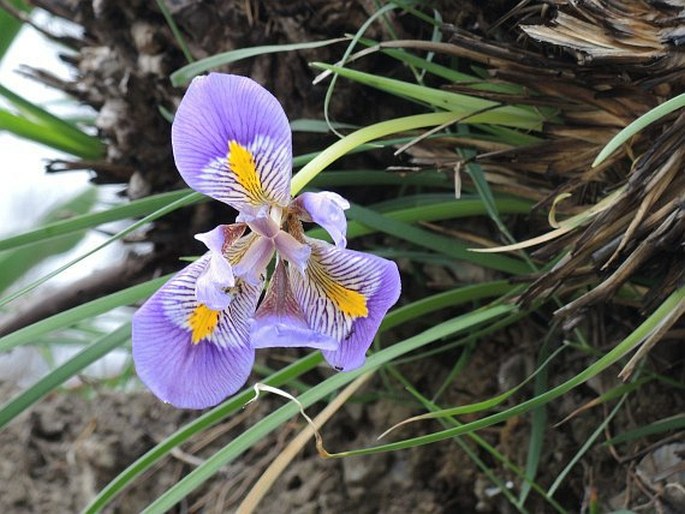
xmin=397 ymin=1 xmax=684 ymax=328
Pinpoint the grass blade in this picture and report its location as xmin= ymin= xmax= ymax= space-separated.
xmin=292 ymin=111 xmax=481 ymax=194
xmin=0 ymin=84 xmax=105 ymax=157
xmin=82 ymin=352 xmax=323 ymax=514
xmin=0 ymin=188 xmax=97 ymax=292
xmin=0 ymin=0 xmax=31 ymax=60
xmin=155 ymin=0 xmax=194 ymax=63
xmin=311 ymin=62 xmax=545 ymax=129
xmin=325 ymin=285 xmax=685 ymax=457
xmin=0 ymin=276 xmax=169 ymax=352
xmin=0 ymin=192 xmax=202 ymax=309
xmin=346 ymin=203 xmax=529 ymax=274
xmin=0 ymin=323 xmax=131 ymax=430
xmin=0 ymin=189 xmax=195 ymax=252
xmin=593 ymin=92 xmax=685 ymax=167
xmin=171 ymin=38 xmax=347 ymax=86
xmin=87 ymin=286 xmax=512 ymax=512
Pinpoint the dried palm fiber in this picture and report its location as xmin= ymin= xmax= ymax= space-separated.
xmin=394 ymin=1 xmax=684 ymax=329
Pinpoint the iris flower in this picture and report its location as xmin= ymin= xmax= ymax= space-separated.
xmin=132 ymin=74 xmax=401 ymax=409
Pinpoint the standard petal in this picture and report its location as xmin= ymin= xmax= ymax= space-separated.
xmin=132 ymin=256 xmax=263 ymax=409
xmin=292 ymin=191 xmax=350 ymax=247
xmin=251 ymin=260 xmax=338 ymax=350
xmin=172 ymin=73 xmax=292 ymax=214
xmin=289 ymin=239 xmax=401 ymax=371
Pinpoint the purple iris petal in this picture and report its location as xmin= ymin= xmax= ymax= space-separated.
xmin=232 ymin=234 xmax=275 ymax=285
xmin=289 ymin=239 xmax=401 ymax=371
xmin=292 ymin=191 xmax=350 ymax=248
xmin=195 ymin=223 xmax=246 ymax=254
xmin=195 ymin=252 xmax=235 ymax=310
xmin=251 ymin=260 xmax=338 ymax=350
xmin=132 ymin=256 xmax=260 ymax=409
xmin=274 ymin=230 xmax=311 ymax=272
xmin=237 ymin=210 xmax=280 ymax=238
xmin=194 ymin=224 xmax=247 ymax=309
xmin=172 ymin=73 xmax=292 ymax=215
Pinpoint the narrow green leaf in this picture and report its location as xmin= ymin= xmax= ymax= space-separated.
xmin=87 ymin=289 xmax=511 ymax=513
xmin=171 ymin=38 xmax=347 ymax=86
xmin=0 ymin=276 xmax=169 ymax=352
xmin=0 ymin=189 xmax=196 ymax=252
xmin=289 ymin=119 xmax=357 ymax=133
xmin=0 ymin=188 xmax=97 ymax=292
xmin=593 ymin=92 xmax=685 ymax=167
xmin=354 ymin=36 xmax=521 ymax=93
xmin=309 ymin=197 xmax=532 ymax=244
xmin=0 ymin=108 xmax=102 ymax=158
xmin=381 ymin=280 xmax=515 ymax=331
xmin=0 ymin=83 xmax=104 ymax=156
xmin=292 ymin=111 xmax=482 ymax=194
xmin=346 ymin=203 xmax=529 ymax=274
xmin=139 ymin=305 xmax=515 ymax=513
xmin=518 ymin=342 xmax=551 ymax=506
xmin=0 ymin=323 xmax=131 ymax=430
xmin=309 ymin=169 xmax=450 ymax=189
xmin=311 ymin=63 xmax=544 ymax=129
xmin=0 ymin=192 xmax=202 ymax=308
xmin=0 ymin=0 xmax=31 ymax=60
xmin=155 ymin=0 xmax=194 ymax=63
xmin=82 ymin=352 xmax=324 ymax=514
xmin=603 ymin=414 xmax=685 ymax=445
xmin=389 ymin=367 xmax=566 ymax=513
xmin=327 ymin=285 xmax=685 ymax=457
xmin=548 ymin=394 xmax=629 ymax=497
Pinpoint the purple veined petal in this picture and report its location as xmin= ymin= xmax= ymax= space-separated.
xmin=292 ymin=191 xmax=350 ymax=248
xmin=251 ymin=260 xmax=338 ymax=351
xmin=172 ymin=73 xmax=292 ymax=215
xmin=289 ymin=239 xmax=401 ymax=371
xmin=231 ymin=233 xmax=276 ymax=286
xmin=132 ymin=255 xmax=263 ymax=409
xmin=237 ymin=209 xmax=280 ymax=238
xmin=274 ymin=230 xmax=311 ymax=273
xmin=194 ymin=224 xmax=247 ymax=309
xmin=195 ymin=251 xmax=235 ymax=310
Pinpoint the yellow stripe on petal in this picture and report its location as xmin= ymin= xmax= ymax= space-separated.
xmin=310 ymin=261 xmax=368 ymax=318
xmin=188 ymin=304 xmax=220 ymax=344
xmin=227 ymin=141 xmax=265 ymax=204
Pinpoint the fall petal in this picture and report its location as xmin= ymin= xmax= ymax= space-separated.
xmin=289 ymin=239 xmax=401 ymax=371
xmin=132 ymin=256 xmax=262 ymax=409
